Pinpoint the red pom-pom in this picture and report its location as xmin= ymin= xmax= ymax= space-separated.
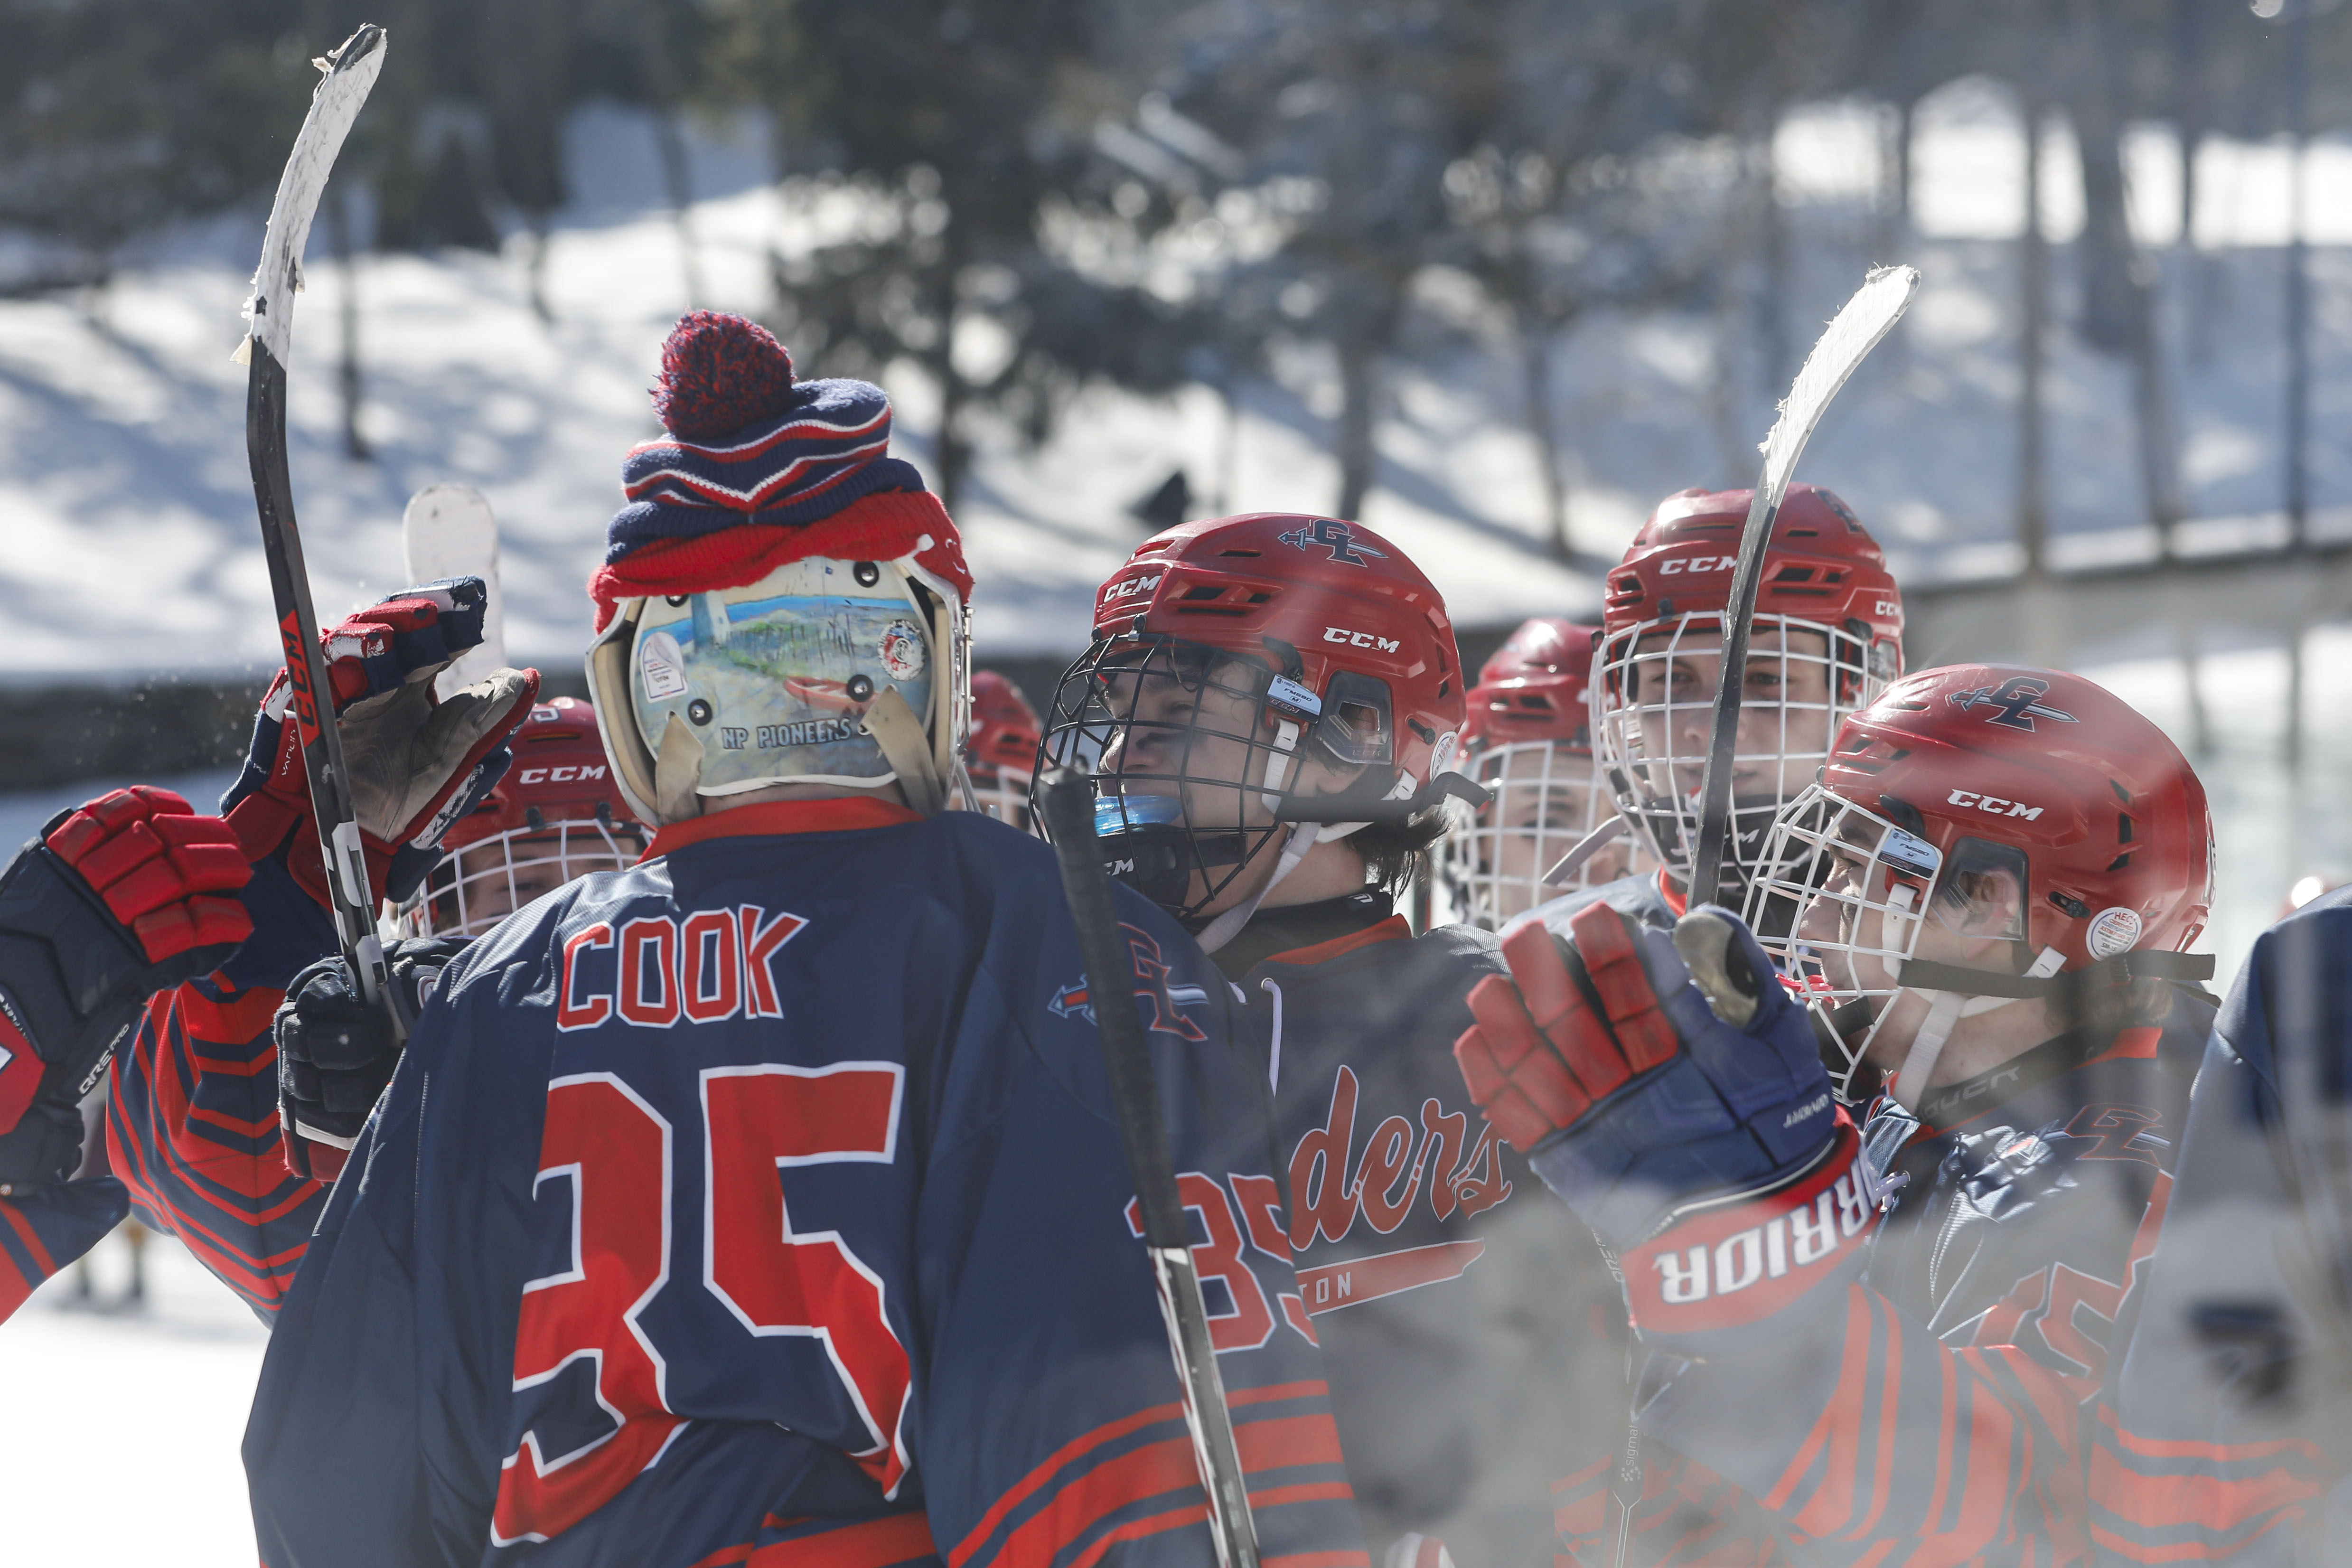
xmin=651 ymin=310 xmax=797 ymax=441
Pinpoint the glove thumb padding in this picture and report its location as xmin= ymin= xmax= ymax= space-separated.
xmin=1671 ymin=906 xmax=1767 ymax=1028
xmin=342 ymin=666 xmax=539 ymax=844
xmin=1646 ymin=908 xmax=1831 ymax=1167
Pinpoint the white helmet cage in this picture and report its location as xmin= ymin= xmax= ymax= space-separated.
xmin=1593 ymin=610 xmax=1894 ymax=917
xmin=1435 ymin=738 xmax=1619 ymax=929
xmin=970 ymin=767 xmax=1037 ymax=831
xmin=1746 ymin=782 xmax=2046 ymax=1102
xmin=391 ymin=816 xmax=650 ymax=939
xmin=588 ymin=551 xmax=970 ymax=825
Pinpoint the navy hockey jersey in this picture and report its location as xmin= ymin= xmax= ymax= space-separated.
xmin=107 ymin=975 xmax=326 ymax=1314
xmin=243 ymin=798 xmax=1365 ymax=1568
xmin=1220 ymin=892 xmax=1615 ymax=1567
xmin=1619 ymin=986 xmax=2225 ymax=1563
xmin=0 ymin=1178 xmax=127 ymax=1316
xmin=2095 ymin=890 xmax=2352 ymax=1560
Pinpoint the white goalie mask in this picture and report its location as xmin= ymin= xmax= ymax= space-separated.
xmin=587 ymin=553 xmax=971 ymax=825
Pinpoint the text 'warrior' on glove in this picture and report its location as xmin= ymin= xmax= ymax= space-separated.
xmin=1452 ymin=903 xmax=1876 ymax=1346
xmin=0 ymin=788 xmax=253 ymax=1187
xmin=222 ymin=579 xmax=539 ymax=954
xmin=274 ymin=938 xmax=467 ymax=1182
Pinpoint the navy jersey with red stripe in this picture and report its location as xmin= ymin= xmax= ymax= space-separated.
xmin=242 ymin=798 xmax=1366 ymax=1568
xmin=1615 ymin=986 xmax=2224 ymax=1564
xmin=0 ymin=1179 xmax=129 ymax=1317
xmin=1225 ymin=893 xmax=1615 ymax=1567
xmin=105 ymin=976 xmax=324 ymax=1315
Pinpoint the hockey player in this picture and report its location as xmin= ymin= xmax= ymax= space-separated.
xmin=1454 ymin=663 xmax=2241 ymax=1561
xmin=272 ymin=694 xmax=649 ymax=1183
xmin=1042 ymin=513 xmax=1617 ymax=1567
xmin=0 ymin=787 xmax=254 ymax=1316
xmin=1435 ymin=616 xmax=1637 ymax=930
xmin=0 ymin=580 xmax=535 ymax=1316
xmin=393 ymin=696 xmax=649 ymax=938
xmin=1515 ymin=484 xmax=1904 ymax=943
xmin=242 ymin=313 xmax=1363 ymax=1568
xmin=965 ymin=669 xmax=1043 ymax=829
xmin=2088 ymin=883 xmax=2352 ymax=1558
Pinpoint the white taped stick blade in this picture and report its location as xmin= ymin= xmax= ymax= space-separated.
xmin=1754 ymin=265 xmax=1921 ymax=506
xmin=240 ymin=25 xmax=387 ymax=365
xmin=403 ymin=483 xmax=506 ymax=695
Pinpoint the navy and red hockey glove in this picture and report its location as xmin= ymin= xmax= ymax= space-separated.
xmin=223 ymin=578 xmax=539 ymax=931
xmin=0 ymin=788 xmax=253 ymax=1187
xmin=1454 ymin=904 xmax=1875 ymax=1345
xmin=274 ymin=937 xmax=467 ymax=1182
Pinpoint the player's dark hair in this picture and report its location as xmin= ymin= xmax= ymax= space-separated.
xmin=1355 ymin=807 xmax=1449 ymax=901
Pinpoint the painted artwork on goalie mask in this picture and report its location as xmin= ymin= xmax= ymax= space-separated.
xmin=628 ymin=578 xmax=933 ymax=792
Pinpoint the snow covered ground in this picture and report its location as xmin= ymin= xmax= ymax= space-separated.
xmin=0 ymin=1228 xmax=267 ymax=1566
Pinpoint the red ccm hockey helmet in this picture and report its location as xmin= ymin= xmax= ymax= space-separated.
xmin=1039 ymin=513 xmax=1476 ymax=926
xmin=393 ymin=696 xmax=649 ymax=937
xmin=1439 ymin=619 xmax=1633 ymax=924
xmin=1594 ymin=483 xmax=1904 ymax=912
xmin=1747 ymin=665 xmax=2213 ymax=1102
xmin=966 ymin=669 xmax=1044 ymax=828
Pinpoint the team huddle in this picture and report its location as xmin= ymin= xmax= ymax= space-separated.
xmin=0 ymin=310 xmax=2344 ymax=1567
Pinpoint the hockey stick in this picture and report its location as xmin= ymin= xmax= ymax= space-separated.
xmin=403 ymin=483 xmax=507 ymax=698
xmin=1037 ymin=766 xmax=1262 ymax=1568
xmin=236 ymin=26 xmax=394 ymax=1016
xmin=1599 ymin=265 xmax=1919 ymax=1568
xmin=1686 ymin=265 xmax=1920 ymax=905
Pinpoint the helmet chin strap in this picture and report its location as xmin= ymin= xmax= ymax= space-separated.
xmin=1196 ymin=720 xmax=1408 ymax=953
xmin=1885 ymin=945 xmax=2066 ymax=1110
xmin=1194 ymin=822 xmax=1322 ymax=955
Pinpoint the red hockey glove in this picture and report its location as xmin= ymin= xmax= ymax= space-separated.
xmin=1453 ymin=905 xmax=1876 ymax=1342
xmin=0 ymin=789 xmax=254 ymax=1185
xmin=223 ymin=578 xmax=539 ymax=914
xmin=45 ymin=787 xmax=253 ymax=960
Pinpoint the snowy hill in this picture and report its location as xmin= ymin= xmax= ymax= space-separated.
xmin=1 ymin=84 xmax=2349 ymax=978
xmin=5 ymin=83 xmax=2351 ymax=683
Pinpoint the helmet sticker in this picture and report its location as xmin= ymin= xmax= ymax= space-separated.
xmin=879 ymin=620 xmax=928 ymax=681
xmin=1277 ymin=517 xmax=1387 ymax=566
xmin=1947 ymin=676 xmax=2078 ymax=732
xmin=2086 ymin=906 xmax=2143 ymax=959
xmin=640 ymin=631 xmax=688 ymax=701
xmin=1430 ymin=730 xmax=1461 ymax=777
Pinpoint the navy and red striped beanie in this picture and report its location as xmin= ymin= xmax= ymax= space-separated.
xmin=590 ymin=310 xmax=971 ymax=629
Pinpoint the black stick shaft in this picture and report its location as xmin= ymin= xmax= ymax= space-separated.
xmin=1686 ymin=486 xmax=1784 ymax=906
xmin=1038 ymin=766 xmax=1260 ymax=1568
xmin=247 ymin=341 xmax=393 ymax=1014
